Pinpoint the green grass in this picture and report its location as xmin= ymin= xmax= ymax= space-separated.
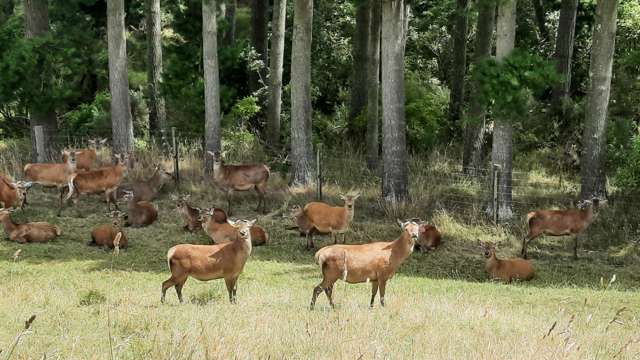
xmin=1 ymin=149 xmax=640 ymax=358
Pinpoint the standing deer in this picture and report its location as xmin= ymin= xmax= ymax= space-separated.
xmin=0 ymin=175 xmax=32 ymax=209
xmin=24 ymin=150 xmax=77 ymax=215
xmin=299 ymin=192 xmax=360 ymax=249
xmin=115 ymin=164 xmax=174 ymax=201
xmin=63 ymin=138 xmax=108 ymax=171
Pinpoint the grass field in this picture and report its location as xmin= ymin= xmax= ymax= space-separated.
xmin=1 ymin=150 xmax=640 ymax=359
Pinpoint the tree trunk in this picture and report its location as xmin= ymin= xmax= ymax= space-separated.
xmin=107 ymin=0 xmax=134 ymax=155
xmin=145 ymin=0 xmax=166 ymax=134
xmin=462 ymin=0 xmax=495 ymax=175
xmin=489 ymin=0 xmax=516 ymax=221
xmin=381 ymin=0 xmax=409 ymax=202
xmin=348 ymin=0 xmax=371 ymax=132
xmin=447 ymin=0 xmax=469 ymax=133
xmin=366 ymin=0 xmax=381 ymax=170
xmin=224 ymin=0 xmax=237 ymax=46
xmin=203 ymin=0 xmax=222 ymax=173
xmin=551 ymin=0 xmax=579 ymax=112
xmin=266 ymin=0 xmax=286 ymax=148
xmin=532 ymin=0 xmax=549 ymax=43
xmin=250 ymin=0 xmax=268 ymax=91
xmin=24 ymin=0 xmax=57 ymax=162
xmin=290 ymin=0 xmax=314 ymax=186
xmin=580 ymin=0 xmax=618 ymax=200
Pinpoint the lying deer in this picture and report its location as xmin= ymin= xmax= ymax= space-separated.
xmin=123 ymin=190 xmax=158 ymax=227
xmin=415 ymin=223 xmax=441 ymax=252
xmin=173 ymin=194 xmax=201 ymax=232
xmin=115 ymin=164 xmax=174 ymax=202
xmin=161 ymin=219 xmax=256 ymax=304
xmin=310 ymin=219 xmax=420 ymax=310
xmin=90 ymin=211 xmax=128 ymax=249
xmin=199 ymin=207 xmax=268 ymax=246
xmin=0 ymin=175 xmax=32 ymax=209
xmin=207 ymin=151 xmax=270 ymax=214
xmin=300 ymin=192 xmax=360 ymax=249
xmin=63 ymin=138 xmax=108 ymax=171
xmin=24 ymin=150 xmax=77 ymax=215
xmin=479 ymin=241 xmax=535 ymax=283
xmin=521 ymin=198 xmax=603 ymax=260
xmin=0 ymin=208 xmax=61 ymax=243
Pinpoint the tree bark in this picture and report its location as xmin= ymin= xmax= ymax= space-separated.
xmin=462 ymin=0 xmax=495 ymax=175
xmin=250 ymin=0 xmax=268 ymax=91
xmin=551 ymin=0 xmax=579 ymax=112
xmin=145 ymin=0 xmax=166 ymax=134
xmin=490 ymin=0 xmax=516 ymax=221
xmin=366 ymin=0 xmax=381 ymax=170
xmin=223 ymin=0 xmax=237 ymax=46
xmin=266 ymin=0 xmax=286 ymax=148
xmin=348 ymin=0 xmax=371 ymax=131
xmin=532 ymin=0 xmax=549 ymax=43
xmin=290 ymin=0 xmax=314 ymax=186
xmin=107 ymin=0 xmax=134 ymax=155
xmin=203 ymin=0 xmax=222 ymax=173
xmin=580 ymin=0 xmax=618 ymax=200
xmin=447 ymin=0 xmax=469 ymax=134
xmin=381 ymin=0 xmax=409 ymax=202
xmin=24 ymin=0 xmax=57 ymax=162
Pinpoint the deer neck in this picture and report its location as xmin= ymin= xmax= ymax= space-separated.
xmin=390 ymin=231 xmax=414 ymax=262
xmin=485 ymin=253 xmax=501 ymax=272
xmin=234 ymin=233 xmax=253 ymax=256
xmin=581 ymin=206 xmax=595 ymax=224
xmin=0 ymin=215 xmax=16 ymax=232
xmin=344 ymin=205 xmax=355 ymax=223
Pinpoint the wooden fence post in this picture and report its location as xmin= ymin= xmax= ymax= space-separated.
xmin=492 ymin=164 xmax=501 ymax=225
xmin=34 ymin=125 xmax=46 ymax=163
xmin=172 ymin=127 xmax=180 ymax=188
xmin=316 ymin=144 xmax=322 ymax=201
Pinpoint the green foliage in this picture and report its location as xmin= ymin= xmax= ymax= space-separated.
xmin=405 ymin=73 xmax=448 ymax=153
xmin=229 ymin=96 xmax=261 ymax=127
xmin=78 ymin=289 xmax=106 ymax=306
xmin=612 ymin=131 xmax=640 ymax=190
xmin=63 ymin=90 xmax=111 ymax=136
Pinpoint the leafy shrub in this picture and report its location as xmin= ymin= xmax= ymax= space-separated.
xmin=405 ymin=72 xmax=448 ymax=153
xmin=613 ymin=133 xmax=640 ymax=190
xmin=63 ymin=90 xmax=111 ymax=136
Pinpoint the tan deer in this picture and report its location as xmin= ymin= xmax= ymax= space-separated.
xmin=24 ymin=150 xmax=77 ymax=215
xmin=172 ymin=194 xmax=202 ymax=232
xmin=115 ymin=164 xmax=174 ymax=202
xmin=90 ymin=211 xmax=128 ymax=248
xmin=199 ymin=207 xmax=269 ymax=246
xmin=63 ymin=138 xmax=108 ymax=170
xmin=0 ymin=175 xmax=32 ymax=209
xmin=479 ymin=241 xmax=535 ymax=283
xmin=123 ymin=190 xmax=158 ymax=227
xmin=0 ymin=208 xmax=61 ymax=243
xmin=300 ymin=192 xmax=360 ymax=249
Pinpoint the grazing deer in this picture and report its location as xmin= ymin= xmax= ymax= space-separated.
xmin=199 ymin=207 xmax=269 ymax=246
xmin=115 ymin=164 xmax=174 ymax=202
xmin=173 ymin=194 xmax=201 ymax=232
xmin=479 ymin=241 xmax=534 ymax=283
xmin=161 ymin=219 xmax=256 ymax=304
xmin=521 ymin=198 xmax=603 ymax=260
xmin=300 ymin=192 xmax=360 ymax=249
xmin=310 ymin=219 xmax=420 ymax=310
xmin=123 ymin=190 xmax=158 ymax=227
xmin=90 ymin=211 xmax=128 ymax=248
xmin=24 ymin=150 xmax=78 ymax=215
xmin=63 ymin=138 xmax=108 ymax=171
xmin=415 ymin=223 xmax=441 ymax=252
xmin=0 ymin=175 xmax=32 ymax=209
xmin=0 ymin=208 xmax=61 ymax=243
xmin=206 ymin=151 xmax=270 ymax=214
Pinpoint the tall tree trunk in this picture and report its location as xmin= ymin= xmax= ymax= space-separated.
xmin=381 ymin=0 xmax=409 ymax=202
xmin=348 ymin=0 xmax=371 ymax=132
xmin=290 ymin=0 xmax=313 ymax=185
xmin=145 ymin=0 xmax=166 ymax=134
xmin=266 ymin=0 xmax=286 ymax=148
xmin=551 ymin=0 xmax=579 ymax=112
xmin=447 ymin=0 xmax=469 ymax=133
xmin=223 ymin=0 xmax=237 ymax=46
xmin=366 ymin=0 xmax=381 ymax=170
xmin=250 ymin=0 xmax=268 ymax=91
xmin=462 ymin=0 xmax=495 ymax=175
xmin=532 ymin=0 xmax=549 ymax=43
xmin=490 ymin=0 xmax=516 ymax=221
xmin=203 ymin=0 xmax=222 ymax=173
xmin=580 ymin=0 xmax=618 ymax=200
xmin=107 ymin=0 xmax=134 ymax=155
xmin=24 ymin=0 xmax=57 ymax=162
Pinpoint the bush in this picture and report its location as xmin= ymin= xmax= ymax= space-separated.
xmin=613 ymin=133 xmax=640 ymax=190
xmin=63 ymin=90 xmax=111 ymax=136
xmin=405 ymin=72 xmax=448 ymax=153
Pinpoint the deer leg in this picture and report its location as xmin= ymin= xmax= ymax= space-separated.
xmin=57 ymin=187 xmax=66 ymax=217
xmin=306 ymin=232 xmax=314 ymax=250
xmin=378 ymin=279 xmax=387 ymax=307
xmin=161 ymin=277 xmax=177 ymax=303
xmin=370 ymin=281 xmax=379 ymax=308
xmin=573 ymin=234 xmax=579 ymax=260
xmin=175 ymin=282 xmax=185 ymax=303
xmin=225 ymin=277 xmax=238 ymax=304
xmin=310 ymin=285 xmax=323 ymax=310
xmin=323 ymin=285 xmax=335 ymax=309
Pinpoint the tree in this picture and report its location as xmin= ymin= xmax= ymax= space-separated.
xmin=24 ymin=0 xmax=56 ymax=162
xmin=203 ymin=0 xmax=222 ymax=173
xmin=290 ymin=0 xmax=314 ymax=185
xmin=145 ymin=0 xmax=166 ymax=133
xmin=462 ymin=0 xmax=495 ymax=174
xmin=223 ymin=0 xmax=237 ymax=46
xmin=447 ymin=0 xmax=469 ymax=130
xmin=250 ymin=0 xmax=268 ymax=91
xmin=266 ymin=0 xmax=286 ymax=147
xmin=551 ymin=0 xmax=579 ymax=112
xmin=366 ymin=0 xmax=381 ymax=169
xmin=381 ymin=0 xmax=409 ymax=202
xmin=107 ymin=0 xmax=134 ymax=154
xmin=580 ymin=0 xmax=619 ymax=200
xmin=348 ymin=0 xmax=371 ymax=130
xmin=490 ymin=0 xmax=516 ymax=220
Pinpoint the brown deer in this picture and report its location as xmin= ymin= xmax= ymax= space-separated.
xmin=300 ymin=192 xmax=360 ymax=249
xmin=24 ymin=150 xmax=77 ymax=215
xmin=115 ymin=164 xmax=174 ymax=202
xmin=0 ymin=208 xmax=61 ymax=243
xmin=123 ymin=190 xmax=158 ymax=227
xmin=415 ymin=223 xmax=442 ymax=252
xmin=63 ymin=138 xmax=108 ymax=171
xmin=521 ymin=198 xmax=603 ymax=260
xmin=173 ymin=194 xmax=202 ymax=232
xmin=479 ymin=241 xmax=535 ymax=283
xmin=207 ymin=151 xmax=270 ymax=214
xmin=0 ymin=175 xmax=32 ymax=209
xmin=199 ymin=207 xmax=269 ymax=246
xmin=310 ymin=219 xmax=420 ymax=310
xmin=161 ymin=218 xmax=256 ymax=304
xmin=90 ymin=211 xmax=128 ymax=248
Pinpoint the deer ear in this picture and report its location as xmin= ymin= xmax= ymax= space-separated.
xmin=339 ymin=194 xmax=346 ymax=201
xmin=207 ymin=151 xmax=215 ymax=156
xmin=397 ymin=219 xmax=404 ymax=228
xmin=248 ymin=219 xmax=257 ymax=227
xmin=101 ymin=138 xmax=108 ymax=144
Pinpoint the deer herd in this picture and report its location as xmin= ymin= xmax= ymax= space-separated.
xmin=0 ymin=138 xmax=607 ymax=309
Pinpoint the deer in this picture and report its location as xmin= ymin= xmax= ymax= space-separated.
xmin=479 ymin=241 xmax=535 ymax=283
xmin=24 ymin=150 xmax=78 ymax=215
xmin=64 ymin=153 xmax=129 ymax=214
xmin=310 ymin=219 xmax=420 ymax=310
xmin=521 ymin=198 xmax=603 ymax=260
xmin=62 ymin=138 xmax=108 ymax=171
xmin=415 ymin=223 xmax=442 ymax=252
xmin=199 ymin=207 xmax=269 ymax=246
xmin=285 ymin=205 xmax=318 ymax=237
xmin=89 ymin=211 xmax=128 ymax=248
xmin=206 ymin=151 xmax=270 ymax=214
xmin=161 ymin=218 xmax=256 ymax=304
xmin=0 ymin=208 xmax=61 ymax=243
xmin=122 ymin=190 xmax=158 ymax=227
xmin=300 ymin=192 xmax=360 ymax=250
xmin=115 ymin=164 xmax=174 ymax=202
xmin=172 ymin=194 xmax=202 ymax=232
xmin=0 ymin=175 xmax=32 ymax=209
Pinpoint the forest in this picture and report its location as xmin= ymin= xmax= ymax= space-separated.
xmin=1 ymin=0 xmax=640 ymax=358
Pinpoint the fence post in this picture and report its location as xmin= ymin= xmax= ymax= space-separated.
xmin=492 ymin=164 xmax=501 ymax=225
xmin=33 ymin=125 xmax=47 ymax=163
xmin=316 ymin=144 xmax=322 ymax=201
xmin=172 ymin=127 xmax=180 ymax=188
